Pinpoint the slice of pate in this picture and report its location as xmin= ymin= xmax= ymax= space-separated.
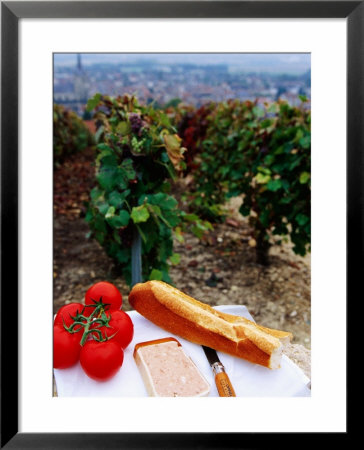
xmin=134 ymin=337 xmax=210 ymax=397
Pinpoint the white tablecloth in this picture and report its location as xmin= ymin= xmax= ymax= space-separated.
xmin=54 ymin=305 xmax=311 ymax=397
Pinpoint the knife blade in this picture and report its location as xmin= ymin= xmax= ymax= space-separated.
xmin=202 ymin=345 xmax=236 ymax=397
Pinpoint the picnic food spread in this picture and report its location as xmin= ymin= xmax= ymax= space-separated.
xmin=133 ymin=337 xmax=210 ymax=397
xmin=129 ymin=280 xmax=292 ymax=369
xmin=54 ymin=280 xmax=294 ymax=394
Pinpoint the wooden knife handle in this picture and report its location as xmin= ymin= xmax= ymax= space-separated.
xmin=215 ymin=372 xmax=236 ymax=397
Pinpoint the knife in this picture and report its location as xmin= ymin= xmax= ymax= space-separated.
xmin=202 ymin=345 xmax=236 ymax=397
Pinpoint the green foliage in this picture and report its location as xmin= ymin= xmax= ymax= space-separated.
xmin=175 ymin=98 xmax=311 ymax=262
xmin=164 ymin=98 xmax=183 ymax=108
xmin=85 ymin=94 xmax=211 ymax=285
xmin=53 ymin=104 xmax=94 ymax=164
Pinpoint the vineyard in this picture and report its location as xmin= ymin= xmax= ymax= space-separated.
xmin=53 ymin=95 xmax=311 ymax=349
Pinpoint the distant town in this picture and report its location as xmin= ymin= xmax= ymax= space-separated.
xmin=54 ymin=54 xmax=311 ymax=117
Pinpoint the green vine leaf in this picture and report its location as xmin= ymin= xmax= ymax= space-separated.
xmin=86 ymin=93 xmax=101 ymax=112
xmin=107 ymin=210 xmax=130 ymax=228
xmin=131 ymin=204 xmax=150 ymax=223
xmin=169 ymin=253 xmax=181 ymax=265
xmin=149 ymin=269 xmax=163 ymax=281
xmin=299 ymin=172 xmax=310 ymax=184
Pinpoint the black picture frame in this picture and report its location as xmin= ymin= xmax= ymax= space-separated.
xmin=1 ymin=1 xmax=355 ymax=448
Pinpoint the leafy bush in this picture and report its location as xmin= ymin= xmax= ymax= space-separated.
xmin=240 ymin=100 xmax=311 ymax=263
xmin=53 ymin=104 xmax=94 ymax=164
xmin=85 ymin=94 xmax=211 ymax=285
xmin=176 ymin=98 xmax=311 ymax=264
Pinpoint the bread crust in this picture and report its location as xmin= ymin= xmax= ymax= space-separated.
xmin=129 ymin=280 xmax=293 ymax=369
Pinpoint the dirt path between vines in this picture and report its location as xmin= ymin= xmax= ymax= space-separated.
xmin=53 ymin=149 xmax=311 ymax=351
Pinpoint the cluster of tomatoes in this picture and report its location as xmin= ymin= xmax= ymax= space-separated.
xmin=53 ymin=281 xmax=134 ymax=382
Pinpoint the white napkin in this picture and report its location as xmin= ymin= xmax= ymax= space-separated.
xmin=54 ymin=305 xmax=311 ymax=397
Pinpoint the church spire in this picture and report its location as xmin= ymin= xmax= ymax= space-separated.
xmin=77 ymin=54 xmax=82 ymax=71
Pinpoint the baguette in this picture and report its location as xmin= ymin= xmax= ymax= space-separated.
xmin=128 ymin=280 xmax=293 ymax=369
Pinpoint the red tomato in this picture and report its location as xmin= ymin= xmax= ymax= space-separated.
xmin=53 ymin=325 xmax=81 ymax=369
xmin=54 ymin=302 xmax=85 ymax=330
xmin=91 ymin=310 xmax=134 ymax=349
xmin=84 ymin=281 xmax=122 ymax=314
xmin=80 ymin=340 xmax=124 ymax=381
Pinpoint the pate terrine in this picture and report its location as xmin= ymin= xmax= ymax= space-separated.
xmin=133 ymin=337 xmax=210 ymax=397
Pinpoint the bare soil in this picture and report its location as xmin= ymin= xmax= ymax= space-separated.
xmin=53 ymin=150 xmax=311 ymax=350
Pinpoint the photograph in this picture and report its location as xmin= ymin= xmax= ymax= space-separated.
xmin=2 ymin=0 xmax=355 ymax=444
xmin=52 ymin=52 xmax=312 ymax=398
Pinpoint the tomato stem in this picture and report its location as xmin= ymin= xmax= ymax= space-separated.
xmin=60 ymin=301 xmax=115 ymax=346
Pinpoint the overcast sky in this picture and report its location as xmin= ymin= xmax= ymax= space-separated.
xmin=54 ymin=53 xmax=310 ymax=74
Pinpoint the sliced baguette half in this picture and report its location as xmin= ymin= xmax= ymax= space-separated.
xmin=129 ymin=280 xmax=293 ymax=369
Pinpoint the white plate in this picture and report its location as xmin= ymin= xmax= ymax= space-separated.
xmin=54 ymin=305 xmax=311 ymax=397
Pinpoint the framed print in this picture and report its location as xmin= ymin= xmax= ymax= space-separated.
xmin=1 ymin=0 xmax=357 ymax=447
